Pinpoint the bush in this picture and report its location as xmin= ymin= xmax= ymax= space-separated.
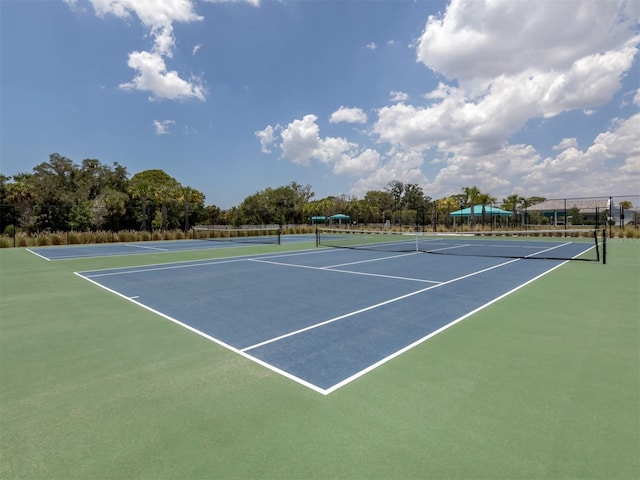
xmin=50 ymin=234 xmax=64 ymax=245
xmin=118 ymin=231 xmax=133 ymax=242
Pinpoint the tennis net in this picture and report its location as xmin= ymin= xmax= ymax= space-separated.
xmin=316 ymin=228 xmax=604 ymax=262
xmin=193 ymin=225 xmax=281 ymax=245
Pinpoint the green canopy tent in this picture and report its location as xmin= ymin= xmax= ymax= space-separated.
xmin=450 ymin=205 xmax=512 ymax=227
xmin=330 ymin=213 xmax=351 ymax=225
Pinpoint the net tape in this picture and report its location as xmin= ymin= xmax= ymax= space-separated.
xmin=316 ymin=228 xmax=603 ymax=262
xmin=194 ymin=225 xmax=281 ymax=245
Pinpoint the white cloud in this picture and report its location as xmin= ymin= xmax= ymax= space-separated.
xmin=203 ymin=0 xmax=260 ymax=5
xmin=119 ymin=51 xmax=205 ymax=101
xmin=280 ymin=115 xmax=324 ymax=165
xmin=329 ymin=106 xmax=368 ymax=124
xmin=416 ymin=0 xmax=638 ymax=81
xmin=76 ymin=0 xmax=207 ymax=101
xmin=257 ymin=0 xmax=639 ymax=201
xmin=426 ymin=144 xmax=540 ymax=199
xmin=153 ymin=119 xmax=176 ymax=135
xmin=372 ymin=1 xmax=639 ymax=164
xmin=255 ymin=124 xmax=279 ymax=153
xmin=63 ymin=0 xmax=86 ymax=12
xmin=522 ymin=113 xmax=640 ymax=196
xmin=389 ymin=91 xmax=408 ymax=102
xmin=538 ymin=40 xmax=639 ymax=117
xmin=553 ymin=138 xmax=578 ymax=151
xmin=192 ymin=44 xmax=201 ymax=55
xmin=279 ymin=115 xmax=358 ymax=167
xmin=89 ymin=0 xmax=203 ymax=28
xmin=261 ymin=114 xmax=381 ymax=177
xmin=350 ymin=150 xmax=428 ymax=198
xmin=334 ymin=149 xmax=380 ymax=175
xmin=365 ymin=42 xmax=378 ymax=50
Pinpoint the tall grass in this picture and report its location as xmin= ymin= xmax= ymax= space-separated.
xmin=0 ymin=225 xmax=637 ymax=247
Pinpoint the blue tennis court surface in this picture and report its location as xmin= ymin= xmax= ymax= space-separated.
xmin=28 ymin=234 xmax=313 ymax=260
xmin=76 ymin=247 xmax=579 ymax=394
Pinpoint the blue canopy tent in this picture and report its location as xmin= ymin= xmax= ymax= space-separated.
xmin=450 ymin=205 xmax=512 ymax=227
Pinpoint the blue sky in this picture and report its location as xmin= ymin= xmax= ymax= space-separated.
xmin=1 ymin=0 xmax=639 ymax=208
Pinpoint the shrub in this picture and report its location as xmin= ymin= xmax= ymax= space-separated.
xmin=50 ymin=234 xmax=63 ymax=245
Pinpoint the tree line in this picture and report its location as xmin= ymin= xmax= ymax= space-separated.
xmin=1 ymin=153 xmax=548 ymax=234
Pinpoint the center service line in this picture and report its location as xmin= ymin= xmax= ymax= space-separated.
xmin=241 ymin=257 xmax=520 ymax=352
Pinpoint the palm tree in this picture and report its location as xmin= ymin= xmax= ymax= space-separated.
xmin=477 ymin=193 xmax=497 ymax=227
xmin=179 ymin=186 xmax=204 ymax=232
xmin=5 ymin=179 xmax=36 ymax=231
xmin=128 ymin=177 xmax=153 ymax=231
xmin=619 ymin=200 xmax=633 ymax=227
xmin=502 ymin=194 xmax=524 ymax=227
xmin=461 ymin=186 xmax=481 ymax=227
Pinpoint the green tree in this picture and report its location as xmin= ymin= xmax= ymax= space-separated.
xmin=101 ymin=189 xmax=130 ymax=231
xmin=29 ymin=154 xmax=78 ymax=230
xmin=435 ymin=196 xmax=460 ymax=228
xmin=364 ymin=190 xmax=393 ymax=224
xmin=204 ymin=204 xmax=223 ymax=225
xmin=129 ymin=170 xmax=180 ymax=231
xmin=5 ymin=177 xmax=36 ymax=231
xmin=385 ymin=180 xmax=404 ymax=217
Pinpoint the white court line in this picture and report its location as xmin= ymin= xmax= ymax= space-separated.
xmin=321 ymin=251 xmax=420 ymax=269
xmin=73 ymin=271 xmax=328 ymax=395
xmin=525 ymin=242 xmax=571 ymax=258
xmin=25 ymin=248 xmax=51 ymax=261
xmin=323 ymin=258 xmax=572 ymax=394
xmin=123 ymin=244 xmax=169 ymax=251
xmin=248 ymin=258 xmax=441 ymax=284
xmin=79 ymin=247 xmax=415 ymax=278
xmin=82 ymin=256 xmax=253 ymax=278
xmin=242 ymin=257 xmax=519 ymax=353
xmin=76 ymin=248 xmax=571 ymax=396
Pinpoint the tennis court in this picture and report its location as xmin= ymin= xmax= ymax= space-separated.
xmin=76 ymin=235 xmax=598 ymax=394
xmin=27 ymin=233 xmax=313 ymax=260
xmin=2 ymin=233 xmax=638 ymax=479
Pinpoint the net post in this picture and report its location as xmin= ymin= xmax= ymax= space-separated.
xmin=315 ymin=226 xmax=319 ymax=247
xmin=594 ymin=229 xmax=600 ymax=262
xmin=602 ymin=229 xmax=607 ymax=265
xmin=277 ymin=226 xmax=282 ymax=245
